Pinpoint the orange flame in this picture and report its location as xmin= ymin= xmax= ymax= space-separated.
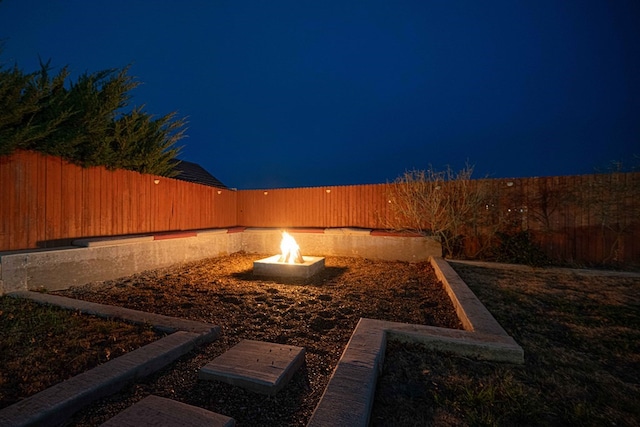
xmin=278 ymin=231 xmax=304 ymax=264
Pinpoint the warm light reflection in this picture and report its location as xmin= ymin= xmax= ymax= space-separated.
xmin=278 ymin=231 xmax=303 ymax=264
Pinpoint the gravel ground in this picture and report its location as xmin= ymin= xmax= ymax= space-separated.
xmin=55 ymin=252 xmax=462 ymax=426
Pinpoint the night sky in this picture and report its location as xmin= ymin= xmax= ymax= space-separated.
xmin=1 ymin=1 xmax=639 ymax=189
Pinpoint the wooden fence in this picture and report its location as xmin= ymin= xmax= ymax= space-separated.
xmin=454 ymin=174 xmax=640 ymax=265
xmin=236 ymin=174 xmax=640 ymax=266
xmin=0 ymin=150 xmax=237 ymax=250
xmin=1 ymin=150 xmax=638 ymax=266
xmin=237 ymin=184 xmax=391 ymax=228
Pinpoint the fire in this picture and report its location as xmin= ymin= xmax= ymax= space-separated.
xmin=278 ymin=231 xmax=304 ymax=264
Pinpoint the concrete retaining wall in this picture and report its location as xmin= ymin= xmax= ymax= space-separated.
xmin=242 ymin=228 xmax=441 ymax=262
xmin=0 ymin=228 xmax=441 ymax=295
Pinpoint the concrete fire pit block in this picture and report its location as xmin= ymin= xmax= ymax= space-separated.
xmin=199 ymin=340 xmax=305 ymax=395
xmin=100 ymin=395 xmax=235 ymax=427
xmin=253 ymin=255 xmax=325 ymax=278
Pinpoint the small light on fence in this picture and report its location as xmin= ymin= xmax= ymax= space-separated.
xmin=388 ymin=200 xmax=392 ymax=203
xmin=154 ymin=179 xmax=160 ymax=185
xmin=325 ymin=189 xmax=331 ymax=193
xmin=264 ymin=191 xmax=268 ymax=195
xmin=506 ymin=181 xmax=514 ymax=187
xmin=217 ymin=190 xmax=222 ymax=194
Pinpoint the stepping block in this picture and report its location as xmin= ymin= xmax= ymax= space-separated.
xmin=199 ymin=340 xmax=305 ymax=395
xmin=100 ymin=395 xmax=235 ymax=427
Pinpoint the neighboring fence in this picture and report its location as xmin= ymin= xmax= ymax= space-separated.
xmin=0 ymin=150 xmax=237 ymax=250
xmin=1 ymin=150 xmax=639 ymax=266
xmin=457 ymin=174 xmax=640 ymax=266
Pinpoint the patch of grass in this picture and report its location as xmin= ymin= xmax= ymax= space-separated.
xmin=372 ymin=341 xmax=544 ymax=426
xmin=371 ymin=264 xmax=640 ymax=426
xmin=0 ymin=297 xmax=161 ymax=409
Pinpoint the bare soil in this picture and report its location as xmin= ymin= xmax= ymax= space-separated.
xmin=44 ymin=253 xmax=462 ymax=426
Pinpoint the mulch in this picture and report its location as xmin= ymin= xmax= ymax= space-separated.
xmin=52 ymin=252 xmax=462 ymax=426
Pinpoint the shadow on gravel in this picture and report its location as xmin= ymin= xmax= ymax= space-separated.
xmin=230 ymin=266 xmax=349 ymax=286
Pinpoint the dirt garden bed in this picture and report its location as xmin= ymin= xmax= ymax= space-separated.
xmin=11 ymin=252 xmax=462 ymax=426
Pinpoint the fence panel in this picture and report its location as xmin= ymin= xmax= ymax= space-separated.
xmin=236 ymin=184 xmax=390 ymax=229
xmin=0 ymin=151 xmax=237 ymax=250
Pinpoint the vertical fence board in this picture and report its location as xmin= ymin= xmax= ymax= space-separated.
xmin=43 ymin=155 xmax=62 ymax=246
xmin=153 ymin=176 xmax=163 ymax=231
xmin=138 ymin=174 xmax=149 ymax=233
xmin=0 ymin=156 xmax=8 ymax=250
xmin=122 ymin=171 xmax=131 ymax=234
xmin=5 ymin=152 xmax=25 ymax=249
xmin=31 ymin=154 xmax=47 ymax=248
xmin=59 ymin=160 xmax=71 ymax=240
xmin=628 ymin=173 xmax=639 ymax=263
xmin=177 ymin=181 xmax=185 ymax=230
xmin=560 ymin=176 xmax=572 ymax=262
xmin=98 ymin=168 xmax=110 ymax=237
xmin=113 ymin=170 xmax=122 ymax=236
xmin=14 ymin=152 xmax=27 ymax=250
xmin=82 ymin=166 xmax=94 ymax=237
xmin=593 ymin=174 xmax=606 ymax=263
xmin=13 ymin=152 xmax=29 ymax=250
xmin=577 ymin=174 xmax=590 ymax=264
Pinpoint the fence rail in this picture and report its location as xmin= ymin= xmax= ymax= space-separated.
xmin=1 ymin=150 xmax=638 ymax=266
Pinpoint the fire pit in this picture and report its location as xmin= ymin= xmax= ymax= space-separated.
xmin=253 ymin=231 xmax=325 ymax=278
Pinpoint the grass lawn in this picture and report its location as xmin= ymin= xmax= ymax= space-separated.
xmin=0 ymin=297 xmax=160 ymax=409
xmin=371 ymin=261 xmax=640 ymax=427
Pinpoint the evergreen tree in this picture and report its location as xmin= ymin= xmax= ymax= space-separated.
xmin=0 ymin=54 xmax=185 ymax=176
xmin=110 ymin=107 xmax=185 ymax=176
xmin=0 ymin=59 xmax=72 ymax=155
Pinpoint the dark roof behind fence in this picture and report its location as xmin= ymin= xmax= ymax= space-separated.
xmin=171 ymin=160 xmax=228 ymax=189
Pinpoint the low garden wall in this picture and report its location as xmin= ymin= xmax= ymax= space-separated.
xmin=0 ymin=228 xmax=441 ymax=294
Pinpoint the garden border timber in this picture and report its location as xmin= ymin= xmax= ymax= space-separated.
xmin=0 ymin=293 xmax=221 ymax=427
xmin=0 ymin=227 xmax=441 ymax=295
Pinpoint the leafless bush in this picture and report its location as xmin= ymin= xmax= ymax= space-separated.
xmin=384 ymin=164 xmax=495 ymax=258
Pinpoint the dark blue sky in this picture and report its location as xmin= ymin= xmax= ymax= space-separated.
xmin=2 ymin=1 xmax=639 ymax=189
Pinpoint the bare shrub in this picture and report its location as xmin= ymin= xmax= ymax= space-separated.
xmin=384 ymin=164 xmax=495 ymax=258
